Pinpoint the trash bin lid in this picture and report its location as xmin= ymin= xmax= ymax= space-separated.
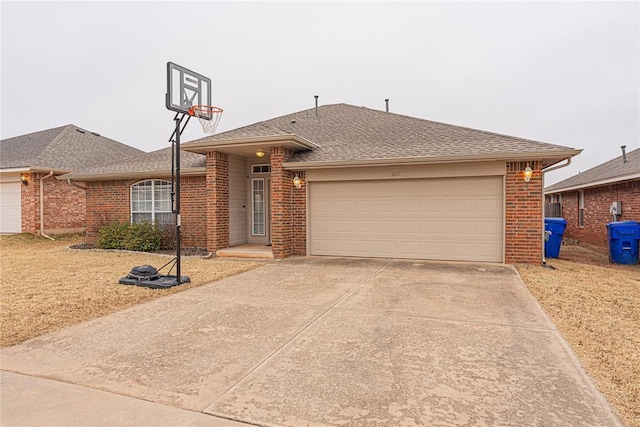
xmin=544 ymin=217 xmax=567 ymax=225
xmin=606 ymin=221 xmax=640 ymax=234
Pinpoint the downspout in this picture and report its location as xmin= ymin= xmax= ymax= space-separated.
xmin=540 ymin=158 xmax=573 ymax=265
xmin=40 ymin=171 xmax=55 ymax=240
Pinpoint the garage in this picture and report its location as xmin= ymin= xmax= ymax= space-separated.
xmin=0 ymin=178 xmax=22 ymax=233
xmin=309 ymin=175 xmax=503 ymax=262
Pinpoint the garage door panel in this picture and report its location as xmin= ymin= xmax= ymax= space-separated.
xmin=0 ymin=181 xmax=22 ymax=233
xmin=309 ymin=176 xmax=503 ymax=262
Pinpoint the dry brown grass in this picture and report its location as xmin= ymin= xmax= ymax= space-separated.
xmin=516 ymin=243 xmax=640 ymax=427
xmin=0 ymin=234 xmax=265 ymax=348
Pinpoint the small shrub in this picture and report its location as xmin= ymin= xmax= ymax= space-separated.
xmin=96 ymin=220 xmax=162 ymax=252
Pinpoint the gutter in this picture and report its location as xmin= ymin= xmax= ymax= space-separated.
xmin=545 ymin=171 xmax=640 ymax=194
xmin=67 ymin=179 xmax=87 ymax=190
xmin=40 ymin=171 xmax=55 ymax=240
xmin=58 ymin=167 xmax=206 ymax=182
xmin=540 ymin=158 xmax=573 ymax=266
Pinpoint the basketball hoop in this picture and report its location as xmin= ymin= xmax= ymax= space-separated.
xmin=188 ymin=105 xmax=223 ymax=134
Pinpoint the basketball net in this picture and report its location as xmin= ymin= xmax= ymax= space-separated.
xmin=189 ymin=105 xmax=223 ymax=135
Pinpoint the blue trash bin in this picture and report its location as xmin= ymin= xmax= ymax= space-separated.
xmin=544 ymin=217 xmax=567 ymax=258
xmin=606 ymin=221 xmax=640 ymax=265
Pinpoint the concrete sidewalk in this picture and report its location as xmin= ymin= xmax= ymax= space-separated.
xmin=1 ymin=257 xmax=622 ymax=426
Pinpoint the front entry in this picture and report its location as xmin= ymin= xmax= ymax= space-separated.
xmin=249 ymin=177 xmax=271 ymax=245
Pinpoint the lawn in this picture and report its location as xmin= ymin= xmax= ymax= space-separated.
xmin=0 ymin=234 xmax=265 ymax=348
xmin=516 ymin=242 xmax=639 ymax=427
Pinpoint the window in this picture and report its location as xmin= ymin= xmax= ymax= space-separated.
xmin=252 ymin=164 xmax=271 ymax=174
xmin=131 ymin=180 xmax=173 ymax=225
xmin=252 ymin=178 xmax=265 ymax=235
xmin=578 ymin=190 xmax=584 ymax=227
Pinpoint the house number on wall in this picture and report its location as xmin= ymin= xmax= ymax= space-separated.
xmin=391 ymin=171 xmax=400 ymax=177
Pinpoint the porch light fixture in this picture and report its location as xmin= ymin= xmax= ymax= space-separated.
xmin=293 ymin=174 xmax=302 ymax=189
xmin=255 ymin=150 xmax=266 ymax=158
xmin=20 ymin=173 xmax=29 ymax=185
xmin=523 ymin=164 xmax=533 ymax=182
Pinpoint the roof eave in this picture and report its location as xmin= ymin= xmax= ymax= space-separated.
xmin=545 ymin=172 xmax=640 ymax=194
xmin=182 ymin=134 xmax=319 ymax=155
xmin=59 ymin=167 xmax=206 ymax=182
xmin=283 ymin=149 xmax=582 ymax=170
xmin=0 ymin=166 xmax=72 ymax=175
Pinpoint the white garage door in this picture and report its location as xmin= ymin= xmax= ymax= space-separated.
xmin=309 ymin=176 xmax=503 ymax=262
xmin=0 ymin=181 xmax=22 ymax=233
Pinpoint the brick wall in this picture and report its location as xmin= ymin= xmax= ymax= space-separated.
xmin=206 ymin=152 xmax=229 ymax=252
xmin=85 ymin=177 xmax=207 ymax=248
xmin=21 ymin=173 xmax=86 ymax=235
xmin=270 ymin=147 xmax=294 ymax=259
xmin=558 ymin=179 xmax=640 ymax=247
xmin=505 ymin=161 xmax=543 ymax=264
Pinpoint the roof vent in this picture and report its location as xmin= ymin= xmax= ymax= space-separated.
xmin=621 ymin=145 xmax=628 ymax=164
xmin=75 ymin=128 xmax=85 ymax=134
xmin=385 ymin=99 xmax=389 ymax=112
xmin=92 ymin=132 xmax=100 ymax=137
xmin=314 ymin=95 xmax=319 ymax=116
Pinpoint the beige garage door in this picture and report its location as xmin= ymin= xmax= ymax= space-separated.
xmin=0 ymin=181 xmax=22 ymax=233
xmin=309 ymin=176 xmax=503 ymax=262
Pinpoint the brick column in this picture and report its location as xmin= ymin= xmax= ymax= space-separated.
xmin=206 ymin=151 xmax=229 ymax=253
xmin=505 ymin=161 xmax=543 ymax=264
xmin=292 ymin=170 xmax=307 ymax=256
xmin=21 ymin=172 xmax=40 ymax=234
xmin=270 ymin=147 xmax=294 ymax=259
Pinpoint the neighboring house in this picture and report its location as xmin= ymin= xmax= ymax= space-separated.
xmin=545 ymin=147 xmax=640 ymax=247
xmin=63 ymin=104 xmax=581 ymax=264
xmin=0 ymin=125 xmax=144 ymax=235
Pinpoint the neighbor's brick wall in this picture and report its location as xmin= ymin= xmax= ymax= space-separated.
xmin=270 ymin=147 xmax=294 ymax=259
xmin=558 ymin=179 xmax=640 ymax=247
xmin=85 ymin=177 xmax=207 ymax=248
xmin=505 ymin=161 xmax=543 ymax=264
xmin=292 ymin=170 xmax=307 ymax=256
xmin=206 ymin=152 xmax=229 ymax=252
xmin=21 ymin=173 xmax=86 ymax=234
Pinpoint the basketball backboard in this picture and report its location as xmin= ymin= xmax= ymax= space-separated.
xmin=166 ymin=62 xmax=211 ymax=115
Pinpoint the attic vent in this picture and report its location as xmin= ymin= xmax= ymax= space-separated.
xmin=75 ymin=129 xmax=85 ymax=134
xmin=92 ymin=132 xmax=100 ymax=137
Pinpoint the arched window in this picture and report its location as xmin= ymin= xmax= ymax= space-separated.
xmin=130 ymin=180 xmax=172 ymax=225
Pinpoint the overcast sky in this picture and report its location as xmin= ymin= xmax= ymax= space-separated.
xmin=1 ymin=1 xmax=638 ymax=185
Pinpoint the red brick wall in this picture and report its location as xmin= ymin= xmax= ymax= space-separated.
xmin=21 ymin=173 xmax=86 ymax=235
xmin=85 ymin=177 xmax=207 ymax=248
xmin=557 ymin=179 xmax=640 ymax=247
xmin=270 ymin=147 xmax=294 ymax=259
xmin=505 ymin=161 xmax=543 ymax=264
xmin=206 ymin=152 xmax=229 ymax=252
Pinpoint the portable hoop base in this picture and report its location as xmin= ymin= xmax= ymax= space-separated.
xmin=189 ymin=105 xmax=223 ymax=134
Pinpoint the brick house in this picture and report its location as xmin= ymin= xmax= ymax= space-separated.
xmin=0 ymin=125 xmax=143 ymax=236
xmin=63 ymin=104 xmax=580 ymax=264
xmin=545 ymin=147 xmax=640 ymax=247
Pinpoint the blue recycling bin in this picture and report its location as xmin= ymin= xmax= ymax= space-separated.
xmin=606 ymin=221 xmax=640 ymax=265
xmin=544 ymin=217 xmax=567 ymax=258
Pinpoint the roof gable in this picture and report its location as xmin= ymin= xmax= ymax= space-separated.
xmin=545 ymin=147 xmax=640 ymax=193
xmin=186 ymin=104 xmax=579 ymax=166
xmin=0 ymin=125 xmax=144 ymax=172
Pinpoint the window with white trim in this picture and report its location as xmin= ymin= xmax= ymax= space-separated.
xmin=578 ymin=190 xmax=584 ymax=227
xmin=131 ymin=180 xmax=173 ymax=225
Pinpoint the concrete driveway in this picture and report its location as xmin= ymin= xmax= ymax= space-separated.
xmin=1 ymin=257 xmax=621 ymax=426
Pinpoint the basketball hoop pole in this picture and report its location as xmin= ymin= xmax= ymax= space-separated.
xmin=170 ymin=112 xmax=190 ymax=285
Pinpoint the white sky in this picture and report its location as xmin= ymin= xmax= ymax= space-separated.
xmin=1 ymin=1 xmax=638 ymax=185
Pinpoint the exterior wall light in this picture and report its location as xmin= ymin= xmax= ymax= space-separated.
xmin=523 ymin=165 xmax=533 ymax=182
xmin=255 ymin=150 xmax=266 ymax=158
xmin=293 ymin=174 xmax=302 ymax=189
xmin=20 ymin=172 xmax=30 ymax=185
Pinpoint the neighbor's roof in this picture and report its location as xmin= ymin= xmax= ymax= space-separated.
xmin=545 ymin=147 xmax=640 ymax=193
xmin=60 ymin=147 xmax=205 ymax=181
xmin=0 ymin=125 xmax=144 ymax=173
xmin=185 ymin=103 xmax=580 ymax=167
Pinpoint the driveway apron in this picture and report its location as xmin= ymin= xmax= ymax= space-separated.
xmin=1 ymin=258 xmax=621 ymax=426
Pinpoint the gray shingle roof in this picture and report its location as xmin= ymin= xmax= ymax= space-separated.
xmin=189 ymin=103 xmax=578 ymax=164
xmin=61 ymin=147 xmax=205 ymax=180
xmin=545 ymin=147 xmax=640 ymax=192
xmin=0 ymin=125 xmax=144 ymax=171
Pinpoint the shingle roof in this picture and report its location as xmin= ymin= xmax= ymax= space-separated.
xmin=0 ymin=125 xmax=144 ymax=171
xmin=189 ymin=104 xmax=578 ymax=164
xmin=545 ymin=147 xmax=640 ymax=193
xmin=61 ymin=147 xmax=205 ymax=180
